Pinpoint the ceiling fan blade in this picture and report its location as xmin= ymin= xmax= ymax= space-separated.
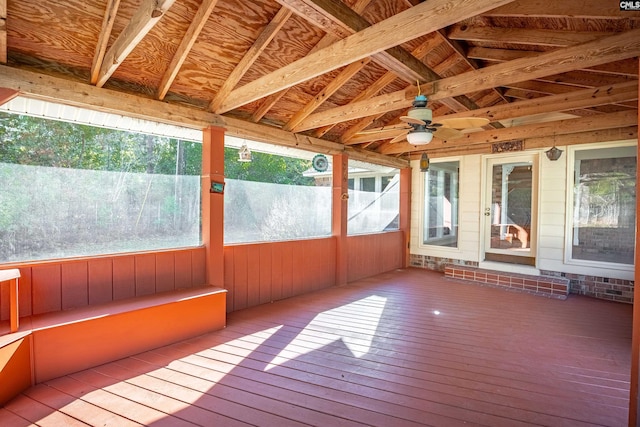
xmin=433 ymin=127 xmax=463 ymax=140
xmin=399 ymin=116 xmax=427 ymax=126
xmin=390 ymin=132 xmax=409 ymax=143
xmin=437 ymin=117 xmax=490 ymax=129
xmin=355 ymin=123 xmax=410 ymax=135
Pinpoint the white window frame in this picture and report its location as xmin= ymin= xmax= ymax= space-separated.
xmin=418 ymin=158 xmax=462 ymax=251
xmin=564 ymin=140 xmax=636 ymax=272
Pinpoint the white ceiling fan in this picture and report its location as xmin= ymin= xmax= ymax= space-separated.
xmin=357 ymin=93 xmax=490 ymax=145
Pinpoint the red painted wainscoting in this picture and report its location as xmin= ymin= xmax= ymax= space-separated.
xmin=347 ymin=231 xmax=404 ymax=282
xmin=224 ymin=238 xmax=337 ymax=313
xmin=0 ymin=247 xmax=207 ymax=321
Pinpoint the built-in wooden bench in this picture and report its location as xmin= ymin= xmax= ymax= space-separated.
xmin=0 ymin=269 xmax=20 ymax=333
xmin=444 ymin=264 xmax=569 ymax=299
xmin=0 ymin=285 xmax=226 ymax=405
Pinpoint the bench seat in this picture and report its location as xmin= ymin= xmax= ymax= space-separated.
xmin=0 ymin=285 xmax=226 ymax=404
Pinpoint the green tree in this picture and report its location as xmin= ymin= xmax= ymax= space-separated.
xmin=224 ymin=147 xmax=314 ymax=185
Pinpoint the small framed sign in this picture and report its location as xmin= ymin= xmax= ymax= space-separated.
xmin=210 ymin=180 xmax=225 ymax=194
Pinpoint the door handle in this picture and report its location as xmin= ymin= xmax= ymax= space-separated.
xmin=484 ymin=207 xmax=491 ymax=217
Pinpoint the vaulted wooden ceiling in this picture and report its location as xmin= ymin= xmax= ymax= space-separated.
xmin=1 ymin=0 xmax=639 ymax=167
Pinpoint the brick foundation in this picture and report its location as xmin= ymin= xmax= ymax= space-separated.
xmin=444 ymin=264 xmax=569 ymax=299
xmin=411 ymin=254 xmax=633 ymax=303
xmin=541 ymin=270 xmax=634 ymax=304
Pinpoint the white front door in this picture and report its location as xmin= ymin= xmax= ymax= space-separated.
xmin=483 ymin=154 xmax=538 ymax=265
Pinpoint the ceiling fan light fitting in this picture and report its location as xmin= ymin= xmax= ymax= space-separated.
xmin=406 ymin=131 xmax=433 ymax=145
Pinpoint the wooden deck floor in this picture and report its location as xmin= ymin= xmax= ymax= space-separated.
xmin=0 ymin=268 xmax=632 ymax=426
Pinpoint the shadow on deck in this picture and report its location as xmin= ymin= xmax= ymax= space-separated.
xmin=0 ymin=268 xmax=632 ymax=426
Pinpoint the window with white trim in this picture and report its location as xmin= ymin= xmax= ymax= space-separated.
xmin=423 ymin=161 xmax=459 ymax=247
xmin=570 ymin=145 xmax=636 ymax=265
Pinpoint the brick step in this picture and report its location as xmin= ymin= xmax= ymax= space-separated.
xmin=444 ymin=264 xmax=569 ymax=299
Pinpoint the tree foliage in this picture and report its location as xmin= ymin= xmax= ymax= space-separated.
xmin=0 ymin=112 xmax=314 ymax=184
xmin=0 ymin=112 xmax=202 ymax=175
xmin=224 ymin=147 xmax=314 ymax=185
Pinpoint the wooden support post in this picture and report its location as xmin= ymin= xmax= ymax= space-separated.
xmin=399 ymin=167 xmax=412 ymax=268
xmin=0 ymin=269 xmax=21 ymax=333
xmin=332 ymin=153 xmax=348 ymax=286
xmin=202 ymin=126 xmax=226 ymax=287
xmin=630 ymin=57 xmax=640 ymax=427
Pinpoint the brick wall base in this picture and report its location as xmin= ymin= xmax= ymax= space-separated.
xmin=411 ymin=254 xmax=632 ymax=303
xmin=541 ymin=270 xmax=633 ymax=304
xmin=444 ymin=264 xmax=569 ymax=300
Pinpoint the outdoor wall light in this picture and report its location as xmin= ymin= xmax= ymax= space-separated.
xmin=419 ymin=152 xmax=430 ymax=172
xmin=545 ymin=146 xmax=563 ymax=161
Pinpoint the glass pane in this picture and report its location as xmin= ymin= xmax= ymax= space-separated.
xmin=223 ymin=146 xmax=331 ymax=244
xmin=490 ymin=163 xmax=532 ymax=251
xmin=224 ymin=178 xmax=332 ymax=244
xmin=361 ymin=177 xmax=375 ymax=192
xmin=572 ymin=147 xmax=636 ymax=264
xmin=0 ymin=112 xmax=202 ymax=264
xmin=348 ymin=161 xmax=399 ymax=235
xmin=423 ymin=161 xmax=459 ymax=247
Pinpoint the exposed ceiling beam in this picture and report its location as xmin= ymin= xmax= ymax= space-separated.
xmin=157 ymin=0 xmax=220 ymax=100
xmin=96 ymin=0 xmax=177 ymax=88
xmin=484 ymin=1 xmax=640 ymax=18
xmin=337 ymin=36 xmax=441 ymax=142
xmin=435 ymin=29 xmax=509 ymax=104
xmin=413 ymin=127 xmax=638 ymax=159
xmin=90 ymin=0 xmax=121 ymax=85
xmin=448 ymin=25 xmax=611 ymax=47
xmin=217 ymin=0 xmax=515 ymax=113
xmin=275 ymin=0 xmax=434 ymax=84
xmin=0 ymin=65 xmax=407 ymax=169
xmin=437 ymin=81 xmax=638 ymax=122
xmin=285 ymin=57 xmax=370 ymax=131
xmin=0 ymin=0 xmax=6 ymax=64
xmin=250 ymin=0 xmax=373 ymax=123
xmin=209 ymin=6 xmax=291 ymax=112
xmin=346 ymin=81 xmax=638 ymax=144
xmin=296 ymin=28 xmax=640 ymax=131
xmin=381 ymin=110 xmax=638 ymax=155
xmin=468 ymin=46 xmax=639 ymax=77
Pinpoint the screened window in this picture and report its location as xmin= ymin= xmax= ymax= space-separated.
xmin=571 ymin=146 xmax=636 ymax=265
xmin=223 ymin=142 xmax=331 ymax=244
xmin=348 ymin=161 xmax=399 ymax=235
xmin=0 ymin=112 xmax=201 ymax=263
xmin=423 ymin=161 xmax=459 ymax=247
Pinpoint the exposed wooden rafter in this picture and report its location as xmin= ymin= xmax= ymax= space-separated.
xmin=250 ymin=0 xmax=374 ymax=123
xmin=350 ymin=81 xmax=638 ymax=145
xmin=0 ymin=0 xmax=6 ymax=64
xmin=0 ymin=65 xmax=408 ymax=169
xmin=468 ymin=46 xmax=639 ymax=77
xmin=484 ymin=1 xmax=640 ymax=19
xmin=209 ymin=6 xmax=291 ymax=112
xmin=90 ymin=0 xmax=121 ymax=85
xmin=157 ymin=0 xmax=220 ymax=100
xmin=96 ymin=0 xmax=177 ymax=88
xmin=274 ymin=0 xmax=437 ymax=85
xmin=448 ymin=25 xmax=611 ymax=47
xmin=295 ymin=28 xmax=640 ymax=131
xmin=217 ymin=0 xmax=515 ymax=113
xmin=381 ymin=110 xmax=638 ymax=155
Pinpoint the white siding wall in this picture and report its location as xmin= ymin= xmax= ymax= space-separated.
xmin=410 ymin=155 xmax=481 ymax=263
xmin=537 ymin=147 xmax=568 ymax=272
xmin=410 ymin=145 xmax=634 ymax=281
